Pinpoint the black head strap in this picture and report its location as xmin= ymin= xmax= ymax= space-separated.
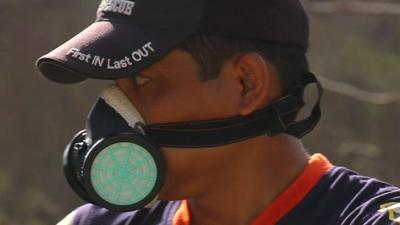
xmin=144 ymin=72 xmax=322 ymax=148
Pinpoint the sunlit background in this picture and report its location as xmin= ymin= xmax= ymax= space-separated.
xmin=0 ymin=0 xmax=399 ymax=224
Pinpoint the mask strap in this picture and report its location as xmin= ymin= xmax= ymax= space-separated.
xmin=286 ymin=72 xmax=323 ymax=138
xmin=143 ymin=72 xmax=322 ymax=148
xmin=144 ymin=96 xmax=305 ymax=148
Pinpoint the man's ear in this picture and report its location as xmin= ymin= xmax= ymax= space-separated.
xmin=234 ymin=53 xmax=273 ymax=116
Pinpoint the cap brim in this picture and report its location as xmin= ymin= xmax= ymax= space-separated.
xmin=36 ymin=21 xmax=192 ymax=84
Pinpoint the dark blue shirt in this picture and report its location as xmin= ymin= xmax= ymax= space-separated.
xmin=68 ymin=154 xmax=400 ymax=225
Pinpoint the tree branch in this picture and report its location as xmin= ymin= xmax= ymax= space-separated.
xmin=318 ymin=76 xmax=400 ymax=105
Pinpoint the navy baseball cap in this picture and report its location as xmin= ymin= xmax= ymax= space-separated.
xmin=36 ymin=0 xmax=309 ymax=84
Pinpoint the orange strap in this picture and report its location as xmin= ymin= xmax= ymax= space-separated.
xmin=173 ymin=154 xmax=333 ymax=225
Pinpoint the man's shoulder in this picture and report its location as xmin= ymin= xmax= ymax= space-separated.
xmin=328 ymin=166 xmax=400 ymax=224
xmin=279 ymin=165 xmax=400 ymax=225
xmin=61 ymin=201 xmax=182 ymax=225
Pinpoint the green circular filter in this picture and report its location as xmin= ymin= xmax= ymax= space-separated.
xmin=90 ymin=142 xmax=158 ymax=206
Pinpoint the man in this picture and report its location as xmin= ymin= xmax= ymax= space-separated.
xmin=36 ymin=0 xmax=400 ymax=224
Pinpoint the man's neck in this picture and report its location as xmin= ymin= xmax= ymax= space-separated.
xmin=188 ymin=134 xmax=309 ymax=225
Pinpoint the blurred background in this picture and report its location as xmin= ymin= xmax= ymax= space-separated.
xmin=0 ymin=0 xmax=399 ymax=224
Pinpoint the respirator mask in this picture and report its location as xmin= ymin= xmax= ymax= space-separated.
xmin=63 ymin=72 xmax=322 ymax=212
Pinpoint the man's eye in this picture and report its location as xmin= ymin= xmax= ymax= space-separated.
xmin=133 ymin=76 xmax=151 ymax=86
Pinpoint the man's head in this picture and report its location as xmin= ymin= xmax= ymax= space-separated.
xmin=37 ymin=0 xmax=320 ymax=211
xmin=112 ymin=37 xmax=301 ymax=199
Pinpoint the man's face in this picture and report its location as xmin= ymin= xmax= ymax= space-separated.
xmin=116 ymin=49 xmax=243 ymax=200
xmin=116 ymin=49 xmax=241 ymax=125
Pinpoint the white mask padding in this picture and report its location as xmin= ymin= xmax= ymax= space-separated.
xmin=100 ymin=85 xmax=146 ymax=128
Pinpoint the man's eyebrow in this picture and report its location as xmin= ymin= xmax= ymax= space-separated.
xmin=138 ymin=68 xmax=165 ymax=78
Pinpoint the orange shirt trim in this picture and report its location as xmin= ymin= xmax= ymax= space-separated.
xmin=251 ymin=153 xmax=333 ymax=225
xmin=173 ymin=199 xmax=190 ymax=225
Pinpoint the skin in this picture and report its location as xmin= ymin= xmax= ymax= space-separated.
xmin=114 ymin=49 xmax=310 ymax=225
